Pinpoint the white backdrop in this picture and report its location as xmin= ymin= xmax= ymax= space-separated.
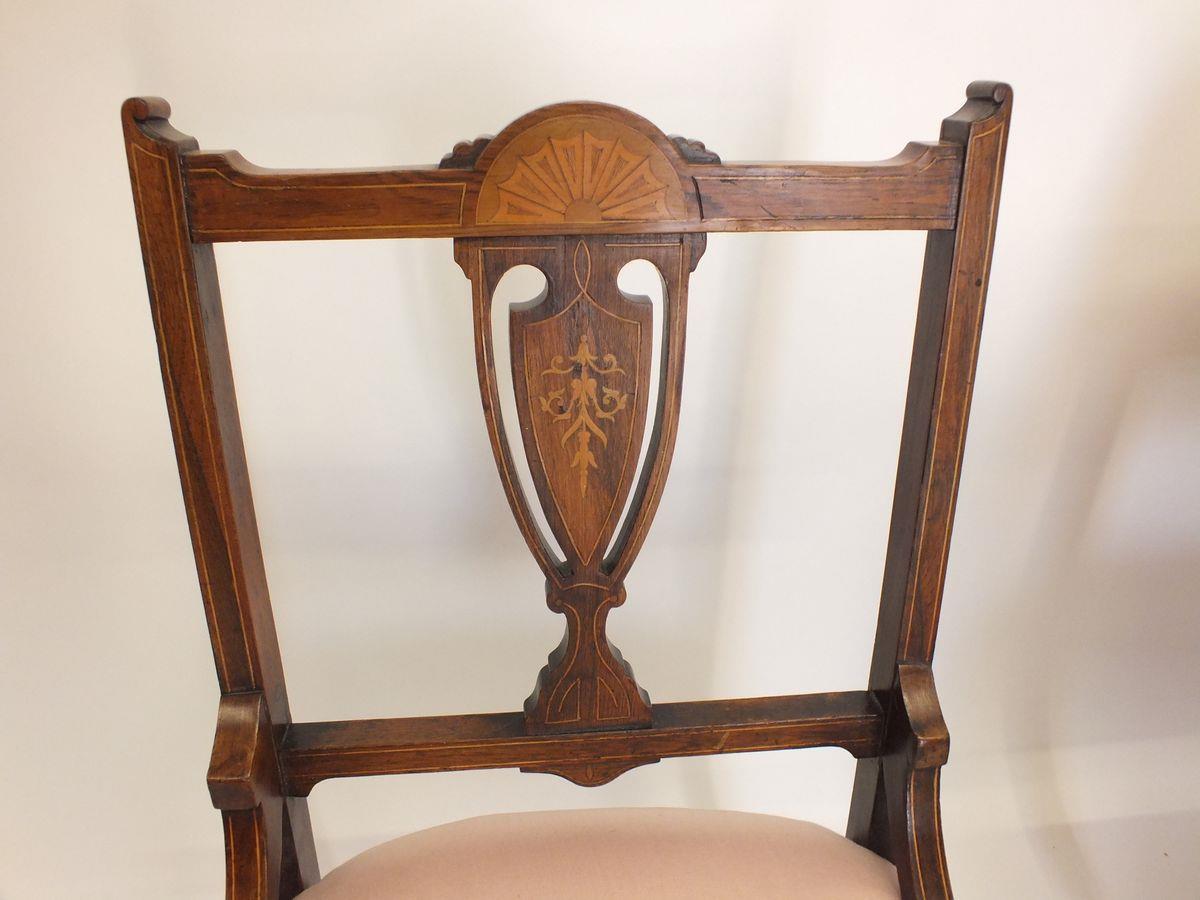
xmin=2 ymin=1 xmax=1198 ymax=897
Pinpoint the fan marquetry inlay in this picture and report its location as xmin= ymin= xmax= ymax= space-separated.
xmin=476 ymin=115 xmax=686 ymax=226
xmin=497 ymin=132 xmax=669 ymax=224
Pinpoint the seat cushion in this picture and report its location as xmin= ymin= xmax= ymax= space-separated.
xmin=300 ymin=807 xmax=899 ymax=899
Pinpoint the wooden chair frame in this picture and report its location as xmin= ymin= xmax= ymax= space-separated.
xmin=122 ymin=82 xmax=1011 ymax=900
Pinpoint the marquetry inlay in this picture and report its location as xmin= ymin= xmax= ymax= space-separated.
xmin=513 ymin=239 xmax=647 ymax=567
xmin=477 ymin=116 xmax=686 ymax=225
xmin=457 ymin=226 xmax=707 ymax=738
xmin=537 ymin=335 xmax=629 ymax=497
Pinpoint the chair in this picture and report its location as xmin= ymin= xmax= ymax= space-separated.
xmin=121 ymin=82 xmax=1011 ymax=899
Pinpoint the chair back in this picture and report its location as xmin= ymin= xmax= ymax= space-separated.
xmin=122 ymin=82 xmax=1012 ymax=899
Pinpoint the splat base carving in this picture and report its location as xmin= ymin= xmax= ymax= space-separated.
xmin=524 ymin=584 xmax=652 ymax=734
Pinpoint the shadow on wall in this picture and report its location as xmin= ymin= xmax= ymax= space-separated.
xmin=987 ymin=53 xmax=1200 ymax=898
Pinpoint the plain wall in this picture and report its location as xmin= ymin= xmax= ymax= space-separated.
xmin=2 ymin=0 xmax=1198 ymax=897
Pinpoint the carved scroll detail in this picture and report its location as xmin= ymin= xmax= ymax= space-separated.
xmin=438 ymin=135 xmax=492 ymax=169
xmin=669 ymin=134 xmax=721 ymax=164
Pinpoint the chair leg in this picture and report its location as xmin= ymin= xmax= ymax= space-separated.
xmin=223 ymin=798 xmax=318 ymax=899
xmin=280 ymin=798 xmax=321 ymax=897
xmin=223 ymin=803 xmax=280 ymax=900
xmin=847 ymin=756 xmax=891 ymax=857
xmin=882 ymin=755 xmax=952 ymax=900
xmin=849 ymin=664 xmax=953 ymax=898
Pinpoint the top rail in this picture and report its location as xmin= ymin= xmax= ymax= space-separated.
xmin=182 ymin=141 xmax=962 ymax=242
xmin=119 ymin=97 xmax=966 ymax=242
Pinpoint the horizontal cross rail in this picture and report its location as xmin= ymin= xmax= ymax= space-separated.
xmin=183 ymin=142 xmax=962 ymax=242
xmin=281 ymin=691 xmax=884 ymax=793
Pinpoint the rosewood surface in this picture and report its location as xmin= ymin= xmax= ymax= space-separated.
xmin=183 ymin=101 xmax=961 ymax=242
xmin=282 ymin=691 xmax=884 ymax=792
xmin=122 ymin=82 xmax=1012 ymax=900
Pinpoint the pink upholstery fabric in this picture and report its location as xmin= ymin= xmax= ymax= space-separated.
xmin=300 ymin=807 xmax=900 ymax=899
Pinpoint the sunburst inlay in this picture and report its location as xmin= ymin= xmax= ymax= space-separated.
xmin=495 ymin=131 xmax=670 ymax=224
xmin=537 ymin=335 xmax=629 ymax=497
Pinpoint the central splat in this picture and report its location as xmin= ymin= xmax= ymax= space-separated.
xmin=458 ymin=231 xmax=704 ymax=737
xmin=454 ymin=103 xmax=706 ymax=743
xmin=514 ymin=239 xmax=648 ymax=568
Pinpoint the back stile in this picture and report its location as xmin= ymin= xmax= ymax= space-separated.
xmin=121 ymin=98 xmax=319 ymax=898
xmin=845 ymin=83 xmax=1012 ymax=899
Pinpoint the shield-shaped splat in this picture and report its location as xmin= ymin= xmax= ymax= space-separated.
xmin=511 ymin=239 xmax=652 ymax=571
xmin=459 ymin=230 xmax=703 ymax=735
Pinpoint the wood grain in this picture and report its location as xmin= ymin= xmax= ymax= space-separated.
xmin=846 ymin=82 xmax=1012 ymax=900
xmin=282 ymin=691 xmax=884 ymax=793
xmin=457 ymin=233 xmax=704 ymax=737
xmin=123 ymin=84 xmax=1012 ymax=900
xmin=181 ymin=102 xmax=961 ymax=242
xmin=122 ymin=97 xmax=318 ymax=899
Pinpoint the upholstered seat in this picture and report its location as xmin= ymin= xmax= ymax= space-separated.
xmin=299 ymin=807 xmax=900 ymax=899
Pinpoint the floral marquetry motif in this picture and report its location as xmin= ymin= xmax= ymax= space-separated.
xmin=537 ymin=334 xmax=630 ymax=499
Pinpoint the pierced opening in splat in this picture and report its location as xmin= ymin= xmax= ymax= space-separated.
xmin=491 ymin=264 xmax=566 ymax=564
xmin=603 ymin=258 xmax=665 ymax=565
